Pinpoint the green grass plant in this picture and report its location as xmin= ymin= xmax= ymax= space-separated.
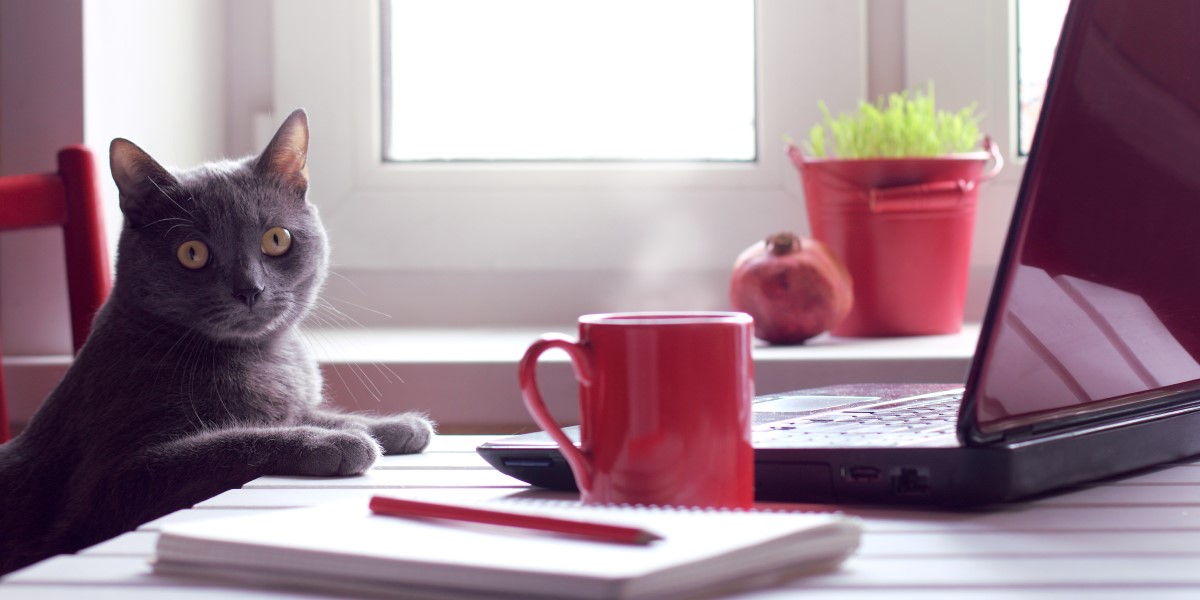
xmin=807 ymin=84 xmax=982 ymax=158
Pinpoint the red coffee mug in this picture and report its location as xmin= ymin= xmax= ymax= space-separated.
xmin=519 ymin=312 xmax=755 ymax=508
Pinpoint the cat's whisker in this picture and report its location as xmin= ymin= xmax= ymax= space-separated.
xmin=164 ymin=329 xmax=207 ymax=429
xmin=302 ymin=313 xmax=385 ymax=403
xmin=140 ymin=216 xmax=194 ymax=229
xmin=304 ymin=300 xmax=351 ymax=326
xmin=164 ymin=223 xmax=191 ymax=238
xmin=327 ymin=270 xmax=368 ymax=297
xmin=161 ymin=328 xmax=198 ymax=376
xmin=146 ymin=175 xmax=198 ymax=221
xmin=332 ymin=322 xmax=403 ymax=387
xmin=301 ymin=300 xmax=405 ymax=386
xmin=207 ymin=342 xmax=236 ymax=422
xmin=315 ymin=299 xmax=372 ymax=329
xmin=321 ymin=295 xmax=394 ymax=320
xmin=296 ymin=326 xmax=373 ymax=407
xmin=307 ymin=303 xmax=405 ymax=384
xmin=310 ymin=311 xmax=396 ymax=396
xmin=183 ymin=332 xmax=212 ymax=428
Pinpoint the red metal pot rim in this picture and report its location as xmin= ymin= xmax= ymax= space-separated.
xmin=797 ymin=151 xmax=990 ymax=164
xmin=787 ymin=137 xmax=1003 ymax=183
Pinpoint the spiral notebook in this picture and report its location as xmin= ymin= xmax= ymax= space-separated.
xmin=152 ymin=497 xmax=862 ymax=599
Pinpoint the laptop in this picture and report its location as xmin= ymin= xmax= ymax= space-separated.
xmin=477 ymin=0 xmax=1200 ymax=506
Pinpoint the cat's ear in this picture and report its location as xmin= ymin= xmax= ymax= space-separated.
xmin=255 ymin=109 xmax=309 ymax=197
xmin=110 ymin=138 xmax=182 ymax=228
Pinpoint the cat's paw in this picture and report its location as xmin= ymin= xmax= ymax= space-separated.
xmin=368 ymin=412 xmax=436 ymax=455
xmin=295 ymin=428 xmax=382 ymax=476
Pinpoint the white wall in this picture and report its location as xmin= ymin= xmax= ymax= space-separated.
xmin=867 ymin=0 xmax=906 ymax=101
xmin=224 ymin=0 xmax=274 ymax=158
xmin=0 ymin=0 xmax=255 ymax=356
xmin=83 ymin=0 xmax=230 ymax=263
xmin=0 ymin=0 xmax=85 ymax=355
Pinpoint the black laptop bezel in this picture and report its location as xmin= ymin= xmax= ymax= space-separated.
xmin=957 ymin=0 xmax=1078 ymax=447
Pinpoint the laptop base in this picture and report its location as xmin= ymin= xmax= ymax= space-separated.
xmin=478 ymin=384 xmax=1200 ymax=507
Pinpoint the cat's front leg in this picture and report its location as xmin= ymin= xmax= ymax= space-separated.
xmin=267 ymin=425 xmax=384 ymax=476
xmin=74 ymin=426 xmax=381 ymax=549
xmin=303 ymin=408 xmax=435 ymax=455
xmin=146 ymin=424 xmax=381 ymax=481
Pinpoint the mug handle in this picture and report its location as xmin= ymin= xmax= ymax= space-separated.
xmin=518 ymin=333 xmax=595 ymax=494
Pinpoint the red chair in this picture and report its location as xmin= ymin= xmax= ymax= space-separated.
xmin=0 ymin=146 xmax=111 ymax=442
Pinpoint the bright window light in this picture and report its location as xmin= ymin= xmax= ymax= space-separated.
xmin=1016 ymin=0 xmax=1070 ymax=156
xmin=382 ymin=0 xmax=757 ymax=162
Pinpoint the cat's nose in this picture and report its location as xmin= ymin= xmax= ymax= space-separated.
xmin=233 ymin=286 xmax=265 ymax=309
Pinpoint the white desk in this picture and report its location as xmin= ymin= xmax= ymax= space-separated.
xmin=5 ymin=434 xmax=1200 ymax=599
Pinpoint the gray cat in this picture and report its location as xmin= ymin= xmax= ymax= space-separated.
xmin=0 ymin=109 xmax=433 ymax=575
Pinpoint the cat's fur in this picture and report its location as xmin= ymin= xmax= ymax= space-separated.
xmin=0 ymin=110 xmax=433 ymax=575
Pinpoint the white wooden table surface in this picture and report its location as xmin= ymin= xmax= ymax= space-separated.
xmin=4 ymin=434 xmax=1200 ymax=599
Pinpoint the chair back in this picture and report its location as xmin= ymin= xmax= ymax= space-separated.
xmin=0 ymin=146 xmax=112 ymax=442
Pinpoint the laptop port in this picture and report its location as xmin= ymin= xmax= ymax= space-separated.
xmin=501 ymin=458 xmax=553 ymax=468
xmin=892 ymin=467 xmax=931 ymax=496
xmin=840 ymin=465 xmax=882 ymax=483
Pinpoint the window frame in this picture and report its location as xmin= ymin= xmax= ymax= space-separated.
xmin=272 ymin=0 xmax=1042 ymax=327
xmin=905 ymin=0 xmax=1025 ymax=187
xmin=903 ymin=0 xmax=1027 ymax=321
xmin=271 ymin=0 xmax=867 ymax=274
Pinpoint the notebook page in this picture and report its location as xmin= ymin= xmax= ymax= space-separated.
xmin=155 ymin=498 xmax=861 ymax=599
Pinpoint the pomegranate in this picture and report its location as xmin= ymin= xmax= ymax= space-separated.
xmin=729 ymin=232 xmax=853 ymax=344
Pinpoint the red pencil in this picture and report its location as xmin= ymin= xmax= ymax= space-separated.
xmin=368 ymin=496 xmax=663 ymax=545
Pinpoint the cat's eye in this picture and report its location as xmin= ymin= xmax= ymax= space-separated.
xmin=261 ymin=227 xmax=292 ymax=257
xmin=176 ymin=240 xmax=210 ymax=270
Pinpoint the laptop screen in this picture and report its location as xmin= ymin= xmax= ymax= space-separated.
xmin=971 ymin=0 xmax=1200 ymax=435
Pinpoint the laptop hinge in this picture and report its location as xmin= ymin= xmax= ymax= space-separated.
xmin=1001 ymin=426 xmax=1036 ymax=444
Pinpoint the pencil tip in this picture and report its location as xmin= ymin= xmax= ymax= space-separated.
xmin=637 ymin=531 xmax=665 ymax=544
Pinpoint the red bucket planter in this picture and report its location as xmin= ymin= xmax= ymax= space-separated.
xmin=787 ymin=138 xmax=1003 ymax=337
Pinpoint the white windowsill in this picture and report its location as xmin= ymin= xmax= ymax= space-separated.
xmin=3 ymin=325 xmax=979 ymax=434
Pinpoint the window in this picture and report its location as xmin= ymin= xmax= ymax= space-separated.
xmin=279 ymin=2 xmax=1069 ymax=326
xmin=382 ymin=0 xmax=757 ymax=163
xmin=272 ymin=1 xmax=863 ymax=300
xmin=1015 ymin=0 xmax=1070 ymax=155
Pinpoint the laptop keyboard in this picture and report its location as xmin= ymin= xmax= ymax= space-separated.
xmin=753 ymin=394 xmax=962 ymax=447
